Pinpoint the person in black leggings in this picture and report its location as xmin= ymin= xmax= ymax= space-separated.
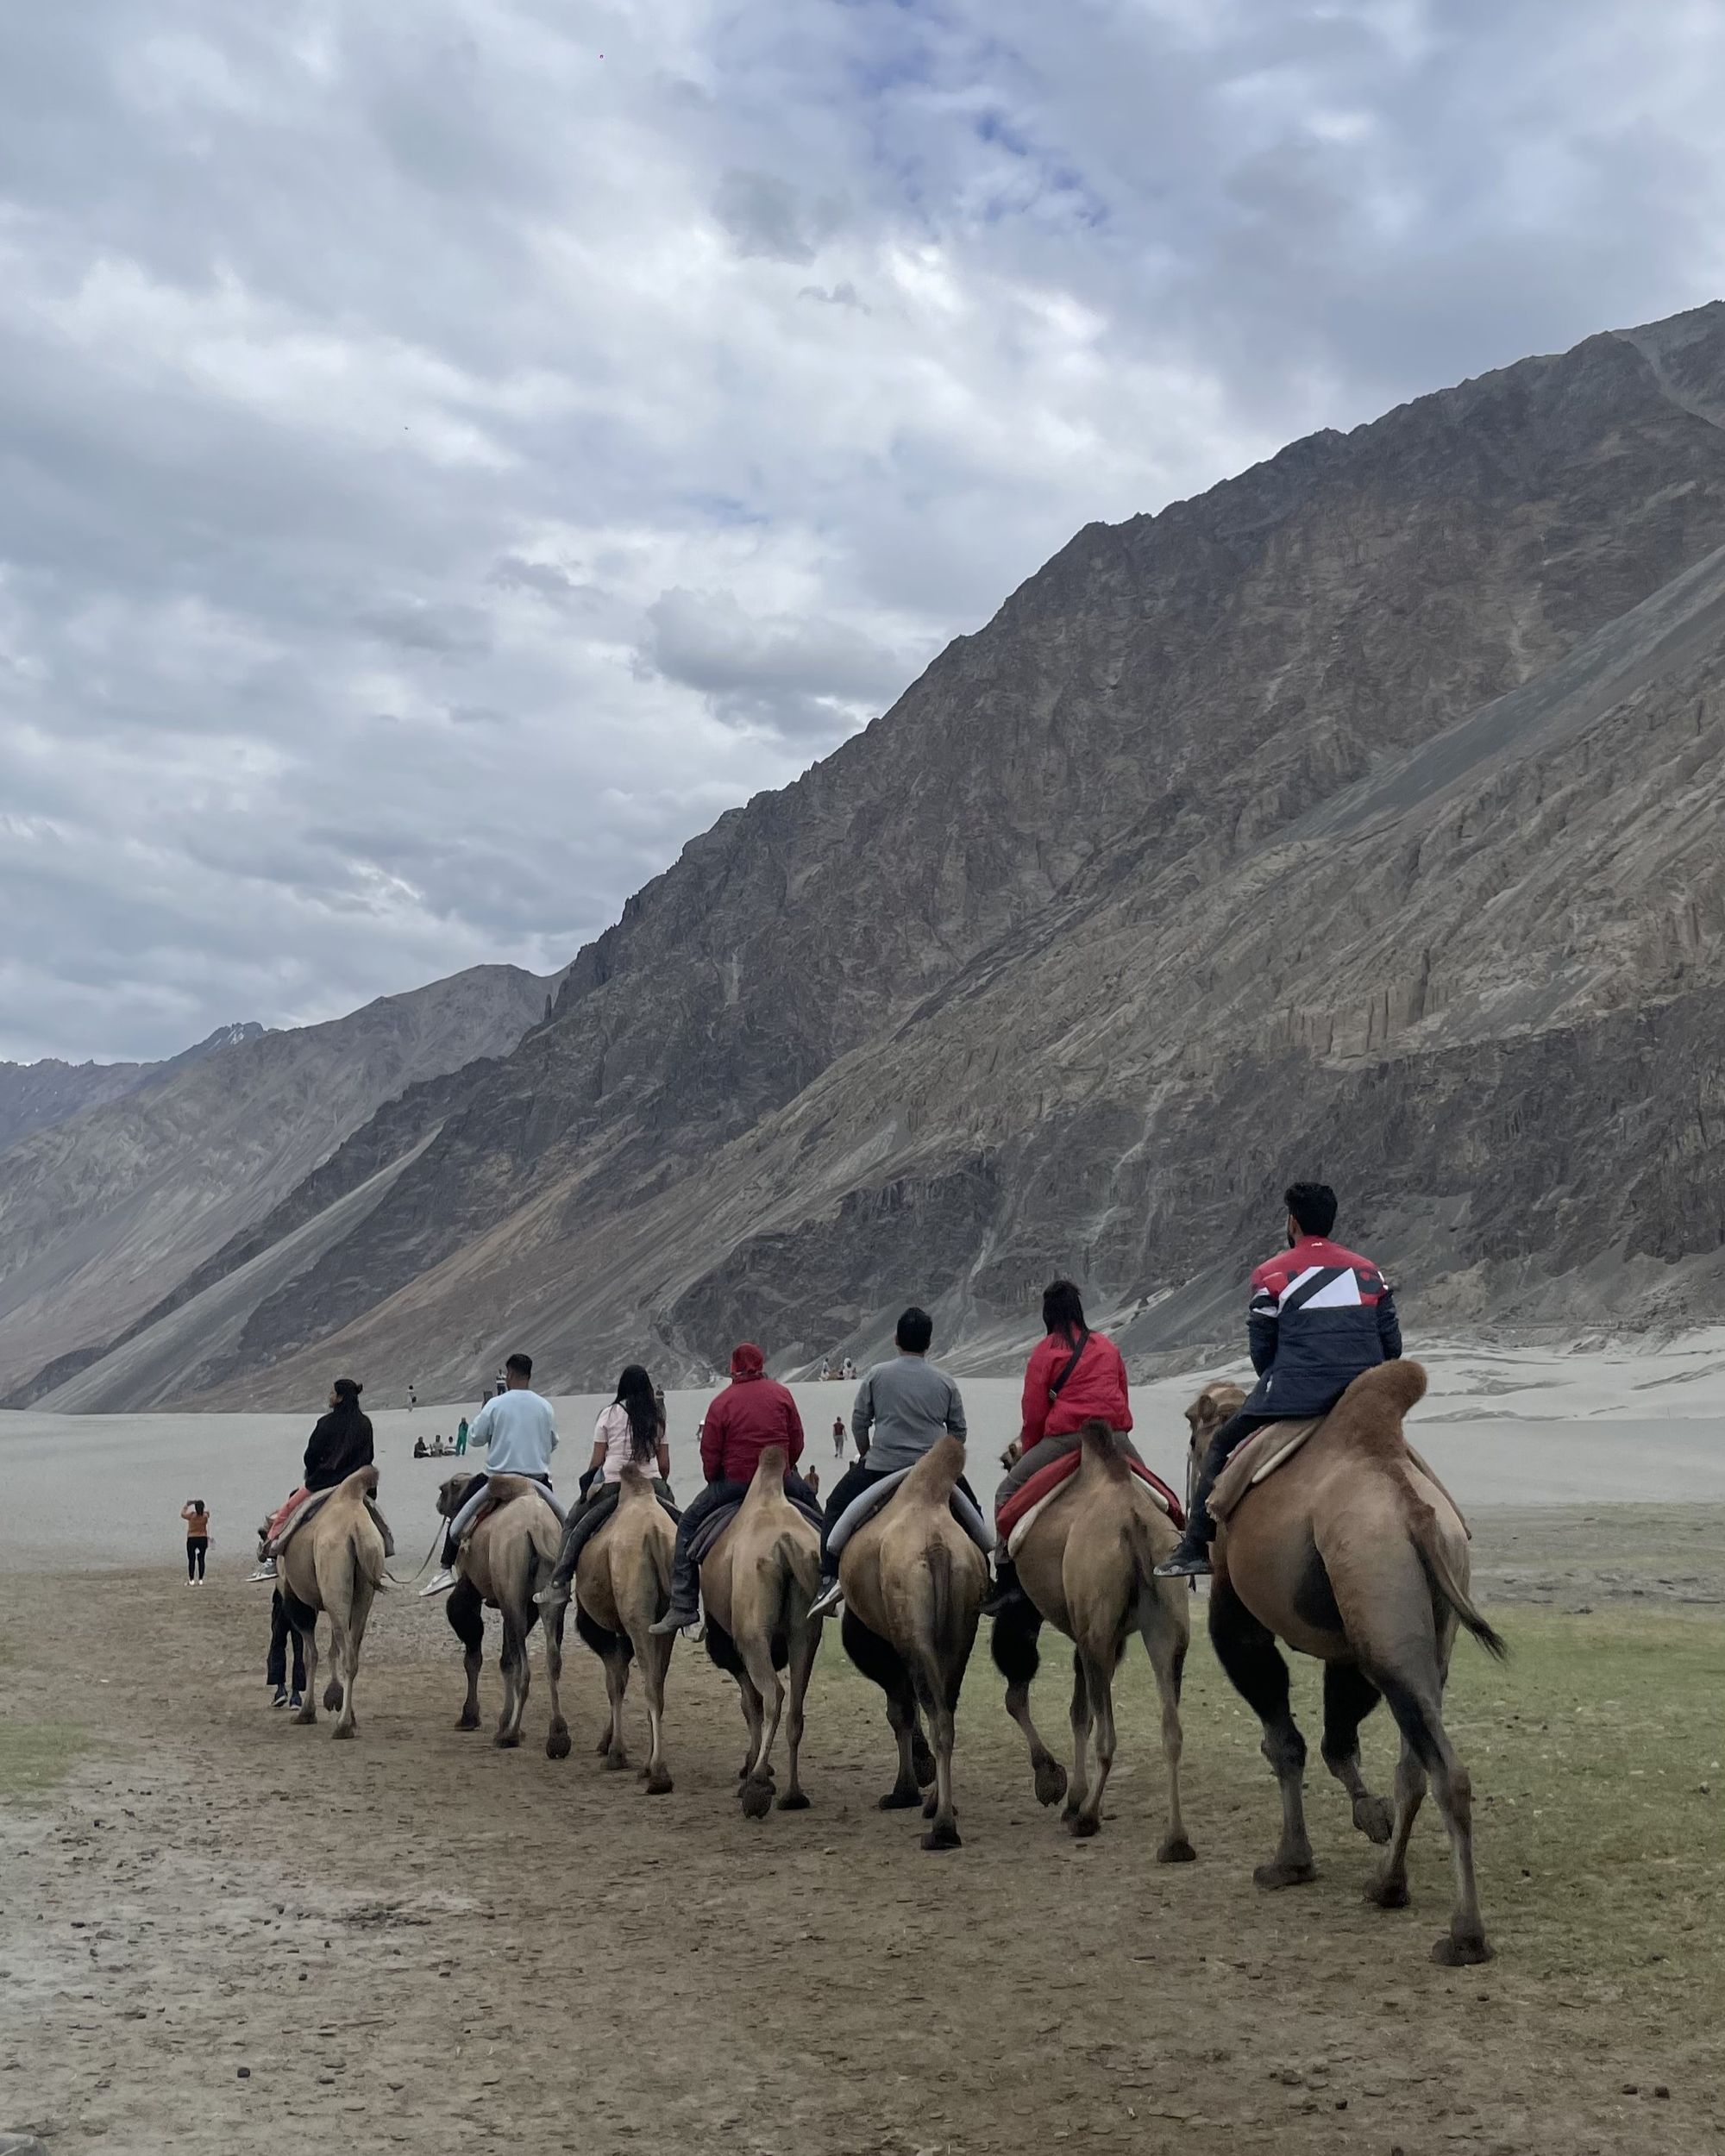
xmin=181 ymin=1499 xmax=210 ymax=1583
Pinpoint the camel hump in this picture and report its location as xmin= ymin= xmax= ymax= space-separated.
xmin=340 ymin=1463 xmax=380 ymax=1499
xmin=1078 ymin=1419 xmax=1130 ymax=1482
xmin=904 ymin=1432 xmax=966 ymax=1502
xmin=1345 ymin=1358 xmax=1427 ymax=1420
xmin=618 ymin=1463 xmax=654 ymax=1499
xmin=748 ymin=1445 xmax=790 ymax=1494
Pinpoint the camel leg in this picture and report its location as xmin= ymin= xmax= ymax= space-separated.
xmin=495 ymin=1611 xmax=529 ymax=1748
xmin=736 ymin=1674 xmax=764 ymax=1782
xmin=323 ymin=1608 xmax=348 ymax=1721
xmin=776 ymin=1623 xmax=817 ymax=1811
xmin=1137 ymin=1591 xmax=1196 ymax=1863
xmin=1376 ymin=1671 xmax=1490 ymax=1965
xmin=992 ymin=1604 xmax=1067 ymax=1808
xmin=737 ymin=1639 xmax=785 ymax=1820
xmin=1209 ymin=1581 xmax=1315 ymax=1889
xmin=448 ymin=1583 xmax=484 ymax=1731
xmin=1062 ymin=1651 xmax=1092 ymax=1828
xmin=543 ymin=1607 xmax=571 ymax=1761
xmin=1322 ymin=1663 xmax=1392 ymax=1844
xmin=641 ymin=1633 xmax=674 ymax=1795
xmin=1069 ymin=1651 xmax=1118 ymax=1839
xmin=919 ymin=1668 xmax=962 ymax=1852
xmin=601 ymin=1651 xmax=630 ymax=1769
xmin=1366 ymin=1730 xmax=1427 ymax=1914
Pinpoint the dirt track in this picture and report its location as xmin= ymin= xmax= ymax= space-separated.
xmin=2 ymin=1520 xmax=1722 ymax=2156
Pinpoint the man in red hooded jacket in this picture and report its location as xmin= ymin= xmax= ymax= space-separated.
xmin=651 ymin=1342 xmax=812 ymax=1633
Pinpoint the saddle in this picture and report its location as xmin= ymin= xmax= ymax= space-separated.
xmin=1208 ymin=1417 xmax=1469 ymax=1534
xmin=826 ymin=1467 xmax=994 ymax=1564
xmin=998 ymin=1451 xmax=1185 ymax=1558
xmin=271 ymin=1485 xmax=395 ymax=1557
xmin=460 ymin=1474 xmax=564 ymax=1545
xmin=687 ymin=1486 xmax=825 ymax=1569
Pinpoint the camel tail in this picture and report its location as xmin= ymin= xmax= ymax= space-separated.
xmin=1411 ymin=1509 xmax=1507 ymax=1662
xmin=349 ymin=1526 xmax=386 ymax=1602
xmin=1079 ymin=1418 xmax=1130 ymax=1482
xmin=911 ymin=1538 xmax=963 ymax=1715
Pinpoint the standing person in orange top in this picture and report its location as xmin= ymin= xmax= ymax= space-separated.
xmin=180 ymin=1499 xmax=211 ymax=1584
xmin=982 ymin=1279 xmax=1147 ymax=1619
xmin=649 ymin=1342 xmax=814 ymax=1633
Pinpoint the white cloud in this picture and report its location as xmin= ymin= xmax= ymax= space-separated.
xmin=1 ymin=0 xmax=1722 ymax=1061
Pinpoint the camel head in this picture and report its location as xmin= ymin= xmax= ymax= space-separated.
xmin=435 ymin=1474 xmax=469 ymax=1520
xmin=1183 ymin=1378 xmax=1245 ymax=1464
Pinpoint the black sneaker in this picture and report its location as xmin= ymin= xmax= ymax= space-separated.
xmin=1152 ymin=1540 xmax=1213 ymax=1579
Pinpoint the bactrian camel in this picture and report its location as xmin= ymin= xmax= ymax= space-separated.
xmin=438 ymin=1472 xmax=571 ymax=1758
xmin=574 ymin=1466 xmax=678 ymax=1794
xmin=699 ymin=1445 xmax=824 ymax=1817
xmin=277 ymin=1464 xmax=388 ymax=1740
xmin=991 ymin=1420 xmax=1195 ymax=1857
xmin=1192 ymin=1358 xmax=1505 ymax=1965
xmin=839 ymin=1434 xmax=988 ymax=1851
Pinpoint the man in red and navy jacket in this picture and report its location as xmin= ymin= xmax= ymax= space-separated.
xmin=1157 ymin=1181 xmax=1401 ymax=1576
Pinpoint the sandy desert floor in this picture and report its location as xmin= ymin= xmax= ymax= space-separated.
xmin=2 ymin=1501 xmax=1722 ymax=2156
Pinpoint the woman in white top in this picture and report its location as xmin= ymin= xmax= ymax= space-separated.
xmin=538 ymin=1365 xmax=675 ymax=1614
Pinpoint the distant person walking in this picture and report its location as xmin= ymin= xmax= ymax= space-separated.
xmin=181 ymin=1500 xmax=210 ymax=1584
xmin=831 ymin=1416 xmax=845 ymax=1457
xmin=806 ymin=1463 xmax=821 ymax=1500
xmin=455 ymin=1417 xmax=469 ymax=1457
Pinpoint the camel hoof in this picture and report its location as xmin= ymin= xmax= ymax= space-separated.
xmin=1432 ymin=1934 xmax=1493 ymax=1967
xmin=775 ymin=1789 xmax=811 ymax=1812
xmin=494 ymin=1731 xmax=521 ymax=1751
xmin=740 ymin=1777 xmax=774 ymax=1821
xmin=644 ymin=1768 xmax=674 ymax=1796
xmin=597 ymin=1733 xmax=613 ymax=1758
xmin=323 ymin=1681 xmax=343 ymax=1712
xmin=1032 ymin=1758 xmax=1068 ymax=1808
xmin=545 ymin=1728 xmax=572 ymax=1761
xmin=1354 ymin=1794 xmax=1395 ymax=1845
xmin=294 ymin=1708 xmax=317 ymax=1726
xmin=879 ymin=1788 xmax=921 ymax=1811
xmin=1365 ymin=1876 xmax=1411 ymax=1909
xmin=602 ymin=1749 xmax=629 ymax=1771
xmin=1066 ymin=1811 xmax=1101 ymax=1840
xmin=920 ymin=1821 xmax=963 ymax=1852
xmin=1253 ymin=1859 xmax=1318 ymax=1890
xmin=1157 ymin=1835 xmax=1198 ymax=1865
xmin=456 ymin=1713 xmax=480 ymax=1732
xmin=331 ymin=1723 xmax=355 ymax=1741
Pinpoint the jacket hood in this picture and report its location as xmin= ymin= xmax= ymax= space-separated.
xmin=730 ymin=1342 xmax=766 ymax=1380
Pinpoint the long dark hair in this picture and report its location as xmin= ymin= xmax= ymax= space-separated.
xmin=328 ymin=1376 xmax=367 ymax=1428
xmin=1041 ymin=1279 xmax=1087 ymax=1344
xmin=615 ymin=1364 xmax=660 ymax=1463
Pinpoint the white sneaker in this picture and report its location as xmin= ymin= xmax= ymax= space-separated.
xmin=420 ymin=1567 xmax=457 ymax=1597
xmin=808 ymin=1580 xmax=844 ymax=1620
xmin=248 ymin=1560 xmax=277 ymax=1582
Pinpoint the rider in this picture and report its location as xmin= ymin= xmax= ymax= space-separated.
xmin=249 ymin=1376 xmax=376 ymax=1580
xmin=420 ymin=1352 xmax=561 ymax=1596
xmin=809 ymin=1306 xmax=971 ymax=1620
xmin=535 ymin=1363 xmax=675 ymax=1618
xmin=1155 ymin=1181 xmax=1402 ymax=1577
xmin=982 ymin=1280 xmax=1145 ymax=1619
xmin=649 ymin=1342 xmax=810 ymax=1634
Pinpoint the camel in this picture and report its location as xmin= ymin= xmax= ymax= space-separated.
xmin=699 ymin=1445 xmax=824 ymax=1818
xmin=573 ymin=1467 xmax=678 ymax=1794
xmin=839 ymin=1434 xmax=988 ymax=1851
xmin=277 ymin=1464 xmax=387 ymax=1739
xmin=1183 ymin=1378 xmax=1245 ymax=1517
xmin=1189 ymin=1359 xmax=1505 ymax=1965
xmin=437 ymin=1472 xmax=571 ymax=1758
xmin=990 ymin=1420 xmax=1195 ymax=1856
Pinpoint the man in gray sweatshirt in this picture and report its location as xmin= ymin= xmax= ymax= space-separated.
xmin=808 ymin=1307 xmax=974 ymax=1618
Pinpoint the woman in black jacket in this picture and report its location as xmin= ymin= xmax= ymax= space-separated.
xmin=252 ymin=1377 xmax=376 ymax=1579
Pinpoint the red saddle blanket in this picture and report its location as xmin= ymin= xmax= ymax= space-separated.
xmin=997 ymin=1451 xmax=1185 ymax=1541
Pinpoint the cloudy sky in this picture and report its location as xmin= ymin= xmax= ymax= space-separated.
xmin=3 ymin=1 xmax=1722 ymax=1063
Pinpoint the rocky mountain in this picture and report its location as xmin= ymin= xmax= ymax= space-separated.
xmin=0 ymin=970 xmax=553 ymax=1401
xmin=0 ymin=1023 xmax=264 ymax=1156
xmin=20 ymin=300 xmax=1725 ymax=1410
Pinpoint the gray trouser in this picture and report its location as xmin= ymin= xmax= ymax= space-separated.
xmin=994 ymin=1427 xmax=1146 ymax=1516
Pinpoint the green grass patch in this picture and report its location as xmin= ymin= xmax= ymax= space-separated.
xmin=0 ymin=1719 xmax=89 ymax=1802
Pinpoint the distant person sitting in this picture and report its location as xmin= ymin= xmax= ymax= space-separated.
xmin=1156 ymin=1181 xmax=1400 ymax=1577
xmin=650 ymin=1343 xmax=812 ymax=1634
xmin=252 ymin=1377 xmax=376 ymax=1580
xmin=810 ymin=1307 xmax=972 ymax=1619
xmin=181 ymin=1499 xmax=210 ymax=1585
xmin=414 ymin=1437 xmax=429 ymax=1459
xmin=421 ymin=1353 xmax=561 ymax=1596
xmin=840 ymin=1357 xmax=857 ymax=1382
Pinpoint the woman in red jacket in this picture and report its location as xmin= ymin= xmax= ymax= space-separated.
xmin=982 ymin=1279 xmax=1146 ymax=1617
